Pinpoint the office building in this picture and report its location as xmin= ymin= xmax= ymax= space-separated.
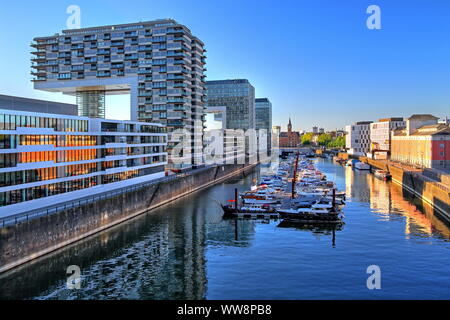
xmin=255 ymin=98 xmax=272 ymax=154
xmin=205 ymin=79 xmax=255 ymax=130
xmin=31 ymin=19 xmax=206 ymax=170
xmin=0 ymin=108 xmax=167 ymax=207
xmin=204 ymin=106 xmax=244 ymax=164
xmin=345 ymin=121 xmax=373 ymax=156
xmin=370 ymin=117 xmax=405 ymax=153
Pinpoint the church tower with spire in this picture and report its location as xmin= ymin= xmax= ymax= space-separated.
xmin=279 ymin=117 xmax=300 ymax=148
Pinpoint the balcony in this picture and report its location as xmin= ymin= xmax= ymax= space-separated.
xmin=31 ymin=70 xmax=46 ymax=76
xmin=32 ymin=76 xmax=47 ymax=82
xmin=97 ymin=71 xmax=111 ymax=77
xmin=138 ymin=45 xmax=152 ymax=52
xmin=124 ymin=31 xmax=138 ymax=38
xmin=111 ymin=40 xmax=124 ymax=47
xmin=84 ymin=35 xmax=97 ymax=41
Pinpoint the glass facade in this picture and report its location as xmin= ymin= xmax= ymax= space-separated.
xmin=0 ymin=113 xmax=88 ymax=131
xmin=0 ymin=110 xmax=167 ymax=207
xmin=76 ymin=91 xmax=106 ymax=119
xmin=255 ymin=98 xmax=273 ymax=153
xmin=205 ymin=80 xmax=255 ymax=130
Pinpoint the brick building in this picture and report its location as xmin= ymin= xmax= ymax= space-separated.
xmin=279 ymin=118 xmax=300 ymax=148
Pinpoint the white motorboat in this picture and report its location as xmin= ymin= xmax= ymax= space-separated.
xmin=354 ymin=162 xmax=370 ymax=170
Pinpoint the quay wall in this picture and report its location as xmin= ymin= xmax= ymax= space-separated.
xmin=0 ymin=164 xmax=257 ymax=274
xmin=363 ymin=158 xmax=450 ymax=221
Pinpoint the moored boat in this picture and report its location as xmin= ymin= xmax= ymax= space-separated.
xmin=354 ymin=162 xmax=370 ymax=170
xmin=374 ymin=169 xmax=391 ymax=181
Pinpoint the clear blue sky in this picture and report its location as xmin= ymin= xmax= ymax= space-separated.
xmin=1 ymin=0 xmax=449 ymax=131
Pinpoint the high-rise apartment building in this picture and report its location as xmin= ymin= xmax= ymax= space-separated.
xmin=31 ymin=19 xmax=206 ymax=170
xmin=205 ymin=79 xmax=255 ymax=130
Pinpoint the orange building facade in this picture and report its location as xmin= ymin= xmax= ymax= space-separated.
xmin=391 ymin=122 xmax=450 ymax=170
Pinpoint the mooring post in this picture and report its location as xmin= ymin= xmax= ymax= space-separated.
xmin=234 ymin=188 xmax=238 ymax=212
xmin=291 ymin=152 xmax=299 ymax=199
xmin=332 ymin=188 xmax=336 ymax=212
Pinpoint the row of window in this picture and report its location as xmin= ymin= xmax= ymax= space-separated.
xmin=0 ymin=114 xmax=88 ymax=132
xmin=0 ymin=163 xmax=98 ymax=187
xmin=0 ymin=164 xmax=165 ymax=207
xmin=0 ymin=134 xmax=167 ymax=150
xmin=0 ymin=176 xmax=99 ymax=206
xmin=0 ymin=148 xmax=167 ymax=168
xmin=0 ymin=150 xmax=97 ymax=168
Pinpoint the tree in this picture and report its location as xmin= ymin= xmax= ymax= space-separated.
xmin=317 ymin=133 xmax=332 ymax=146
xmin=327 ymin=136 xmax=345 ymax=149
xmin=301 ymin=132 xmax=313 ymax=145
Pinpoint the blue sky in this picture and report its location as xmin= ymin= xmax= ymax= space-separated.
xmin=0 ymin=0 xmax=449 ymax=131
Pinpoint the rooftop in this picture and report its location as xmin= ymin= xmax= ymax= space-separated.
xmin=33 ymin=19 xmax=204 ymax=45
xmin=407 ymin=114 xmax=439 ymax=121
xmin=378 ymin=117 xmax=404 ymax=122
xmin=206 ymin=79 xmax=251 ymax=85
xmin=0 ymin=94 xmax=77 ymax=116
xmin=413 ymin=124 xmax=450 ymax=136
xmin=393 ymin=124 xmax=450 ymax=136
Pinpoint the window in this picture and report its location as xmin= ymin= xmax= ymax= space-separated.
xmin=58 ymin=73 xmax=71 ymax=80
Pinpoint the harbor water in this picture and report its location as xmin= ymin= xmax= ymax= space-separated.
xmin=0 ymin=158 xmax=449 ymax=300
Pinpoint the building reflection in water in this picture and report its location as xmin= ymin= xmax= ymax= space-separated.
xmin=0 ymin=170 xmax=262 ymax=300
xmin=344 ymin=166 xmax=371 ymax=203
xmin=366 ymin=173 xmax=450 ymax=240
xmin=0 ymin=199 xmax=209 ymax=300
xmin=277 ymin=221 xmax=343 ymax=247
xmin=367 ymin=174 xmax=392 ymax=217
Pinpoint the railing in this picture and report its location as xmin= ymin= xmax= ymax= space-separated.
xmin=0 ymin=165 xmax=215 ymax=228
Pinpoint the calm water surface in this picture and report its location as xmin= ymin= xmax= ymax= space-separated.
xmin=1 ymin=159 xmax=449 ymax=299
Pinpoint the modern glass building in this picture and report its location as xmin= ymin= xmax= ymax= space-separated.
xmin=204 ymin=106 xmax=245 ymax=165
xmin=31 ymin=19 xmax=206 ymax=170
xmin=255 ymin=98 xmax=272 ymax=154
xmin=205 ymin=79 xmax=255 ymax=130
xmin=0 ymin=108 xmax=167 ymax=207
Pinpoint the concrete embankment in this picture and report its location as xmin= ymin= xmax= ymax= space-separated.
xmin=362 ymin=158 xmax=450 ymax=221
xmin=0 ymin=163 xmax=257 ymax=274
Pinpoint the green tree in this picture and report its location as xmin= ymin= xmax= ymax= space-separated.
xmin=327 ymin=136 xmax=345 ymax=149
xmin=301 ymin=132 xmax=313 ymax=145
xmin=317 ymin=133 xmax=332 ymax=146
